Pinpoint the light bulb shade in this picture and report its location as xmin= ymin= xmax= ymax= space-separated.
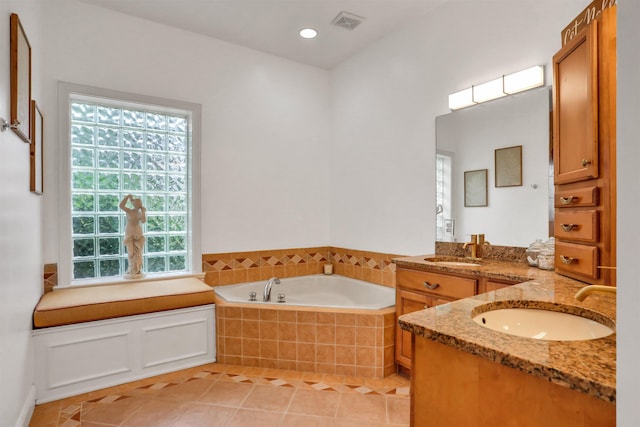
xmin=472 ymin=78 xmax=506 ymax=103
xmin=503 ymin=65 xmax=544 ymax=94
xmin=299 ymin=28 xmax=318 ymax=39
xmin=448 ymin=88 xmax=475 ymax=110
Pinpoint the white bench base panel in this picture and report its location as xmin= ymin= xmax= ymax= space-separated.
xmin=33 ymin=304 xmax=215 ymax=403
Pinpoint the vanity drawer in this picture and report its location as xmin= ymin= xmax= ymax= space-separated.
xmin=554 ymin=210 xmax=598 ymax=243
xmin=554 ymin=186 xmax=598 ymax=208
xmin=397 ymin=268 xmax=476 ymax=299
xmin=555 ymin=242 xmax=599 ymax=280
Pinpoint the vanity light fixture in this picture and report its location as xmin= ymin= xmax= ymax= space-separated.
xmin=299 ymin=28 xmax=318 ymax=39
xmin=448 ymin=88 xmax=475 ymax=110
xmin=472 ymin=77 xmax=506 ymax=103
xmin=503 ymin=65 xmax=545 ymax=94
xmin=448 ymin=65 xmax=545 ymax=110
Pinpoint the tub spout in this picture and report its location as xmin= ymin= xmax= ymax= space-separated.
xmin=263 ymin=277 xmax=280 ymax=302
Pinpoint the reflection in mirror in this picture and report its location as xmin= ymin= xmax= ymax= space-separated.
xmin=435 ymin=87 xmax=551 ymax=247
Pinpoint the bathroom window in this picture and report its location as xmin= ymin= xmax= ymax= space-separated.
xmin=436 ymin=152 xmax=453 ymax=241
xmin=58 ymin=83 xmax=201 ymax=286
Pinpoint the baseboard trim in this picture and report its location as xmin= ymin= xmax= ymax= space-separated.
xmin=15 ymin=385 xmax=36 ymax=427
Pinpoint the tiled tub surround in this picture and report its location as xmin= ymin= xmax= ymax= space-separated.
xmin=216 ymin=303 xmax=396 ymax=378
xmin=395 ymin=256 xmax=616 ymax=402
xmin=203 ymin=247 xmax=399 ymax=288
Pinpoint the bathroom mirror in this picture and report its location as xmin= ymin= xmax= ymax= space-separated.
xmin=435 ymin=87 xmax=551 ymax=247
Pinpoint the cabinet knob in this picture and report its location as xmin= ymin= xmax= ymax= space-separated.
xmin=581 ymin=159 xmax=592 ymax=167
xmin=559 ymin=196 xmax=575 ymax=205
xmin=560 ymin=223 xmax=576 ymax=232
xmin=423 ymin=281 xmax=440 ymax=290
xmin=560 ymin=255 xmax=575 ymax=265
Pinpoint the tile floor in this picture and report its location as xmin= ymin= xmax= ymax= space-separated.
xmin=29 ymin=363 xmax=410 ymax=427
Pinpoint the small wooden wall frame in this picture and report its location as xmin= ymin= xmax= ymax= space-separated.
xmin=30 ymin=100 xmax=44 ymax=194
xmin=464 ymin=169 xmax=488 ymax=207
xmin=10 ymin=13 xmax=32 ymax=144
xmin=495 ymin=145 xmax=523 ymax=187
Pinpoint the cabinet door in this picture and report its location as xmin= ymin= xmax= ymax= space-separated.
xmin=395 ymin=289 xmax=432 ymax=370
xmin=553 ymin=21 xmax=599 ymax=184
xmin=483 ymin=279 xmax=518 ymax=293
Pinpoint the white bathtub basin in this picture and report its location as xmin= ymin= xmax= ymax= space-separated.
xmin=473 ymin=308 xmax=614 ymax=341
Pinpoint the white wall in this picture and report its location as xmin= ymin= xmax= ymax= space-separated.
xmin=329 ymin=0 xmax=585 ymax=255
xmin=40 ymin=0 xmax=331 ymax=265
xmin=0 ymin=3 xmax=45 ymax=426
xmin=616 ymin=0 xmax=640 ymax=424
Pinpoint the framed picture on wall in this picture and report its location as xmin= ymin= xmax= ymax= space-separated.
xmin=10 ymin=13 xmax=32 ymax=144
xmin=464 ymin=169 xmax=488 ymax=207
xmin=495 ymin=145 xmax=523 ymax=187
xmin=30 ymin=100 xmax=43 ymax=194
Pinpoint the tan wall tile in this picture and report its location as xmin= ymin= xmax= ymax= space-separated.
xmin=356 ymin=347 xmax=376 ymax=367
xmin=296 ymin=362 xmax=316 ymax=372
xmin=225 ymin=337 xmax=242 ymax=356
xmin=279 ymin=341 xmax=297 ymax=361
xmin=356 ymin=366 xmax=376 ymax=378
xmin=278 ymin=310 xmax=297 ymax=323
xmin=260 ymin=340 xmax=278 ymax=359
xmin=278 ymin=360 xmax=297 ymax=371
xmin=316 ymin=325 xmax=335 ymax=344
xmin=335 ymin=365 xmax=356 ymax=376
xmin=241 ymin=320 xmax=259 ymax=339
xmin=355 ymin=327 xmax=376 ymax=347
xmin=316 ymin=345 xmax=336 ymax=364
xmin=335 ymin=346 xmax=355 ymax=365
xmin=297 ymin=343 xmax=316 ymax=363
xmin=297 ymin=311 xmax=316 ymax=324
xmin=260 ymin=309 xmax=278 ymax=321
xmin=356 ymin=314 xmax=376 ymax=327
xmin=279 ymin=323 xmax=297 ymax=342
xmin=260 ymin=358 xmax=279 ymax=369
xmin=242 ymin=339 xmax=260 ymax=358
xmin=317 ymin=312 xmax=335 ymax=325
xmin=335 ymin=313 xmax=356 ymax=326
xmin=335 ymin=326 xmax=355 ymax=346
xmin=242 ymin=308 xmax=260 ymax=320
xmin=317 ymin=363 xmax=336 ymax=375
xmin=259 ymin=321 xmax=278 ymax=340
xmin=219 ymin=270 xmax=235 ymax=285
xmin=225 ymin=319 xmax=241 ymax=337
xmin=296 ymin=324 xmax=316 ymax=343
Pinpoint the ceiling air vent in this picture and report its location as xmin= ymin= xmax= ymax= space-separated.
xmin=331 ymin=11 xmax=365 ymax=30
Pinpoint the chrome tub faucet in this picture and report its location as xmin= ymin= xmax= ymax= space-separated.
xmin=263 ymin=277 xmax=280 ymax=302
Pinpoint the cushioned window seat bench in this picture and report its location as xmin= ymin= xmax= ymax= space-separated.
xmin=32 ymin=277 xmax=216 ymax=403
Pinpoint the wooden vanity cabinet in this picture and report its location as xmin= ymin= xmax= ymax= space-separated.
xmin=552 ymin=6 xmax=616 ymax=286
xmin=395 ymin=268 xmax=476 ymax=370
xmin=479 ymin=278 xmax=519 ymax=294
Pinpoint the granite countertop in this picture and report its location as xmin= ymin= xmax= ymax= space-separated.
xmin=394 ymin=255 xmax=616 ymax=403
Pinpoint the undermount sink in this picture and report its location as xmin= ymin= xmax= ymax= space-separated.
xmin=473 ymin=307 xmax=615 ymax=341
xmin=423 ymin=257 xmax=482 ymax=267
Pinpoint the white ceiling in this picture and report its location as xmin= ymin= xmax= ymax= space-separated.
xmin=78 ymin=0 xmax=448 ymax=69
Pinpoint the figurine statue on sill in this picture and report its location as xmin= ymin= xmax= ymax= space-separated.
xmin=120 ymin=194 xmax=147 ymax=279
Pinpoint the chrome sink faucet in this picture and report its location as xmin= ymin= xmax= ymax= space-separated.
xmin=263 ymin=277 xmax=280 ymax=302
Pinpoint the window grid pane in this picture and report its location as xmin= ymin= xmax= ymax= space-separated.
xmin=71 ymin=101 xmax=189 ymax=280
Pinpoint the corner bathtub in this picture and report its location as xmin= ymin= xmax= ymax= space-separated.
xmin=214 ymin=274 xmax=395 ymax=309
xmin=213 ymin=274 xmax=397 ymax=377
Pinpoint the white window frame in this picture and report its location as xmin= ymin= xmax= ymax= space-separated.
xmin=436 ymin=151 xmax=454 ymax=241
xmin=57 ymin=82 xmax=202 ymax=287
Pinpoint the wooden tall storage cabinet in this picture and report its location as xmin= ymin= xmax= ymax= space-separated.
xmin=552 ymin=6 xmax=616 ymax=286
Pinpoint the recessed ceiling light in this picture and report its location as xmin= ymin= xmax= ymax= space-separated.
xmin=299 ymin=28 xmax=318 ymax=39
